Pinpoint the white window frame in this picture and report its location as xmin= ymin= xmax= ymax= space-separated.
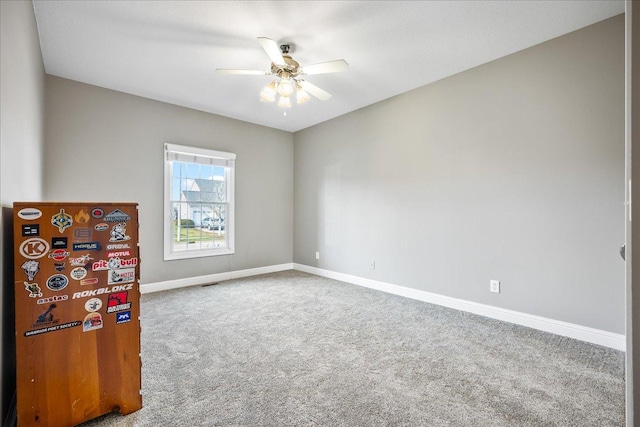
xmin=164 ymin=143 xmax=236 ymax=260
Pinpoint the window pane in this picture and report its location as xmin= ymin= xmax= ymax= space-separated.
xmin=171 ymin=177 xmax=181 ymax=201
xmin=172 ymin=177 xmax=229 ymax=253
xmin=165 ymin=144 xmax=235 ymax=260
xmin=213 ymin=166 xmax=225 ymax=178
xmin=201 ymin=164 xmax=213 ymax=180
xmin=186 ymin=163 xmax=199 ymax=179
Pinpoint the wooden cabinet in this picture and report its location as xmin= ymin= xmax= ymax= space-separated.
xmin=13 ymin=202 xmax=142 ymax=426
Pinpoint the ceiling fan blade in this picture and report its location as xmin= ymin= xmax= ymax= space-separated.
xmin=216 ymin=69 xmax=267 ymax=75
xmin=301 ymin=59 xmax=349 ymax=75
xmin=257 ymin=37 xmax=285 ymax=66
xmin=298 ymin=80 xmax=332 ymax=101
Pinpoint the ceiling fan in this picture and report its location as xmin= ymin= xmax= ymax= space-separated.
xmin=216 ymin=37 xmax=348 ymax=113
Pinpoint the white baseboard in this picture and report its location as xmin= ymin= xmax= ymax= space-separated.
xmin=293 ymin=263 xmax=626 ymax=351
xmin=140 ymin=263 xmax=294 ymax=294
xmin=140 ymin=262 xmax=625 ymax=351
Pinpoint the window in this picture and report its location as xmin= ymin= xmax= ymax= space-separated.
xmin=164 ymin=143 xmax=235 ymax=260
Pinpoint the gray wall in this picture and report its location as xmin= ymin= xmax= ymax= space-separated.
xmin=628 ymin=0 xmax=639 ymax=422
xmin=294 ymin=15 xmax=625 ymax=334
xmin=0 ymin=1 xmax=45 ymax=421
xmin=0 ymin=3 xmax=630 ymax=423
xmin=44 ymin=76 xmax=293 ymax=284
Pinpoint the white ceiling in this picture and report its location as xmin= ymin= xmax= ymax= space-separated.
xmin=32 ymin=1 xmax=624 ymax=133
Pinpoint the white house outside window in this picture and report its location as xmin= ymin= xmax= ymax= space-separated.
xmin=164 ymin=143 xmax=235 ymax=260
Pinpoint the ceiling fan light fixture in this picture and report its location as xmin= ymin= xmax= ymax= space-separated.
xmin=277 ymin=95 xmax=292 ymax=109
xmin=259 ymin=81 xmax=277 ymax=103
xmin=296 ymin=85 xmax=311 ymax=104
xmin=277 ymin=78 xmax=294 ymax=97
xmin=218 ymin=37 xmax=349 ymax=113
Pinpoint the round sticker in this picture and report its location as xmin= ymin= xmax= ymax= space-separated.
xmin=49 ymin=249 xmax=69 ymax=261
xmin=85 ymin=298 xmax=102 ymax=312
xmin=46 ymin=274 xmax=68 ymax=291
xmin=19 ymin=238 xmax=50 ymax=260
xmin=70 ymin=267 xmax=87 ymax=280
xmin=91 ymin=208 xmax=105 ymax=219
xmin=18 ymin=208 xmax=42 ymax=220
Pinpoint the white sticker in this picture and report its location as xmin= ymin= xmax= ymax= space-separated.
xmin=85 ymin=298 xmax=102 ymax=312
xmin=19 ymin=238 xmax=50 ymax=259
xmin=83 ymin=312 xmax=103 ymax=332
xmin=107 ymin=268 xmax=135 ymax=285
xmin=17 ymin=208 xmax=42 ymax=220
xmin=70 ymin=267 xmax=88 ymax=280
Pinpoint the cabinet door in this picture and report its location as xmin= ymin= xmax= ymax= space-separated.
xmin=14 ymin=202 xmax=142 ymax=427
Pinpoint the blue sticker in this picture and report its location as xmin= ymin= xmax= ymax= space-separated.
xmin=72 ymin=242 xmax=102 ymax=251
xmin=46 ymin=274 xmax=68 ymax=291
xmin=116 ymin=311 xmax=131 ymax=324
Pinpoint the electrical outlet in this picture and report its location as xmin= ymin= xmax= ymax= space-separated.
xmin=490 ymin=280 xmax=500 ymax=294
xmin=315 ymin=251 xmax=320 ymax=260
xmin=370 ymin=261 xmax=376 ymax=270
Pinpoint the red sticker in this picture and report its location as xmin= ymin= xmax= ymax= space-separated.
xmin=48 ymin=249 xmax=70 ymax=261
xmin=91 ymin=208 xmax=105 ymax=219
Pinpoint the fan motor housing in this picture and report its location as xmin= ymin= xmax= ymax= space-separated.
xmin=271 ymin=54 xmax=300 ymax=77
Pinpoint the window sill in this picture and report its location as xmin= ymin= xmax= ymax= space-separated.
xmin=164 ymin=247 xmax=235 ymax=261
